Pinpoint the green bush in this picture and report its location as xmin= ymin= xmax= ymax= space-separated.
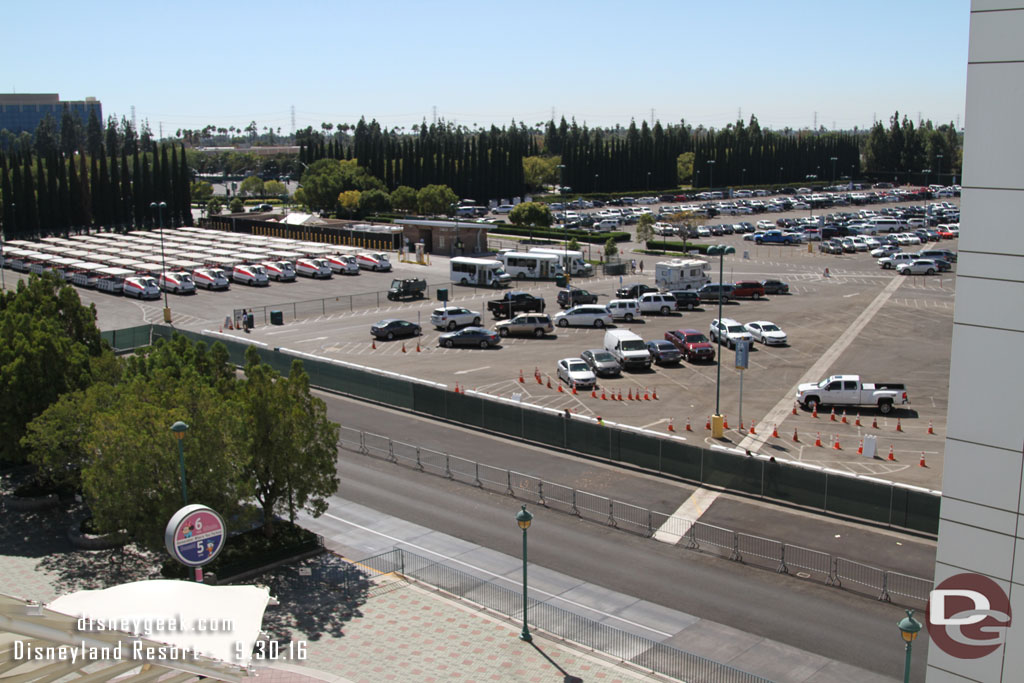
xmin=487 ymin=224 xmax=630 ymax=244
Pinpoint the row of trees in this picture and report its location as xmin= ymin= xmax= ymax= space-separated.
xmin=863 ymin=112 xmax=961 ymax=183
xmin=4 ymin=273 xmax=340 ymax=546
xmin=0 ymin=142 xmax=193 ymax=239
xmin=0 ymin=108 xmax=159 ymax=160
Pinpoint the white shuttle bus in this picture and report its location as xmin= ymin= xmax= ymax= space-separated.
xmin=527 ymin=248 xmax=594 ymax=277
xmin=497 ymin=251 xmax=564 ymax=280
xmin=450 ymin=257 xmax=512 ymax=288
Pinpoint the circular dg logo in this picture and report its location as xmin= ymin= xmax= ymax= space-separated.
xmin=927 ymin=573 xmax=1012 ymax=659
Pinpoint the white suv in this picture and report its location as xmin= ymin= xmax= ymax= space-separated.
xmin=430 ymin=306 xmax=482 ymax=330
xmin=637 ymin=293 xmax=677 ymax=315
xmin=710 ymin=318 xmax=754 ymax=349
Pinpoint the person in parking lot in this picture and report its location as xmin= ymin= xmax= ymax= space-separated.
xmin=630 ymin=259 xmax=636 ymax=274
xmin=639 ymin=260 xmax=645 ymax=274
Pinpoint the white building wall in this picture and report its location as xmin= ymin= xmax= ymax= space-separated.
xmin=928 ymin=2 xmax=1024 ymax=681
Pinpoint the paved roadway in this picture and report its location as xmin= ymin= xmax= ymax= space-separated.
xmin=312 ymin=390 xmax=933 ymax=681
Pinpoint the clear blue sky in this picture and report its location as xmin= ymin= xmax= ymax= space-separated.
xmin=5 ymin=0 xmax=969 ymax=136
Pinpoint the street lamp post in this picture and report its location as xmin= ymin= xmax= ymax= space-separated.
xmin=897 ymin=609 xmax=922 ymax=683
xmin=707 ymin=160 xmax=715 ymax=192
xmin=515 ymin=505 xmax=534 ymax=642
xmin=830 ymin=156 xmax=838 ymax=184
xmin=707 ymin=244 xmax=735 ymax=438
xmin=778 ymin=167 xmax=784 ymax=184
xmin=150 ymin=201 xmax=170 ymax=319
xmin=171 ymin=421 xmax=189 ymax=504
xmin=646 ymin=171 xmax=651 ymax=191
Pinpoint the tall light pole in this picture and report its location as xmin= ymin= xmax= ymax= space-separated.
xmin=171 ymin=421 xmax=189 ymax=504
xmin=830 ymin=156 xmax=838 ymax=185
xmin=707 ymin=159 xmax=715 ymax=192
xmin=778 ymin=166 xmax=784 ymax=184
xmin=150 ymin=201 xmax=170 ymax=319
xmin=515 ymin=505 xmax=534 ymax=642
xmin=896 ymin=609 xmax=922 ymax=683
xmin=707 ymin=244 xmax=735 ymax=438
xmin=557 ymin=163 xmax=568 ymax=284
xmin=646 ymin=171 xmax=651 ymax=191
xmin=935 ymin=153 xmax=944 ymax=185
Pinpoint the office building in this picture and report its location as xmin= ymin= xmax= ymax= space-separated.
xmin=0 ymin=94 xmax=102 ymax=135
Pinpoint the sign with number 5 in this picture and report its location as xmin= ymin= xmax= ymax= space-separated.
xmin=165 ymin=504 xmax=227 ymax=567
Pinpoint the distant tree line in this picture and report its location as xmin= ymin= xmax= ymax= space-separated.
xmin=862 ymin=112 xmax=961 ymax=185
xmin=0 ymin=118 xmax=193 ymax=239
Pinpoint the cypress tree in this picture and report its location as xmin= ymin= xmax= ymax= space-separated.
xmin=78 ymin=152 xmax=91 ymax=228
xmin=132 ymin=151 xmax=144 ymax=225
xmin=35 ymin=155 xmax=50 ymax=235
xmin=120 ymin=153 xmax=133 ymax=228
xmin=160 ymin=146 xmax=173 ymax=222
xmin=98 ymin=153 xmax=112 ymax=229
xmin=91 ymin=155 xmax=103 ymax=228
xmin=57 ymin=154 xmax=71 ymax=234
xmin=179 ymin=144 xmax=193 ymax=226
xmin=0 ymin=154 xmax=12 ymax=236
xmin=68 ymin=154 xmax=83 ymax=230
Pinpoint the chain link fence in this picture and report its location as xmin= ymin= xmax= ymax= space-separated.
xmin=344 ymin=427 xmax=934 ymax=607
xmin=356 ymin=547 xmax=771 ymax=683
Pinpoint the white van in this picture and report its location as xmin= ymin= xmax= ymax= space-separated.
xmin=262 ymin=261 xmax=297 ymax=282
xmin=123 ymin=276 xmax=161 ymax=299
xmin=295 ymin=258 xmax=332 ymax=279
xmin=603 ymin=329 xmax=652 ymax=370
xmin=357 ymin=252 xmax=392 ymax=272
xmin=637 ymin=292 xmax=678 ymax=314
xmin=325 ymin=254 xmax=360 ymax=275
xmin=192 ymin=268 xmax=230 ymax=290
xmin=450 ymin=257 xmax=512 ymax=287
xmin=232 ymin=264 xmax=270 ymax=286
xmin=527 ymin=248 xmax=594 ymax=277
xmin=606 ymin=299 xmax=641 ymax=321
xmin=159 ymin=271 xmax=197 ymax=294
xmin=497 ymin=251 xmax=564 ymax=280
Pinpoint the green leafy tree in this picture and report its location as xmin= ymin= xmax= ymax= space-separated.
xmin=300 ymin=159 xmax=384 ymax=214
xmin=358 ymin=188 xmax=391 ymax=215
xmin=337 ymin=190 xmax=361 ymax=217
xmin=568 ymin=237 xmax=580 ymax=252
xmin=239 ymin=349 xmax=340 ymax=538
xmin=522 ymin=155 xmax=561 ymax=190
xmin=677 ymin=152 xmax=695 ymax=185
xmin=390 ymin=185 xmax=418 ymax=213
xmin=191 ymin=181 xmax=214 ymax=203
xmin=509 ymin=201 xmax=552 ymax=242
xmin=636 ymin=213 xmax=656 ymax=247
xmin=0 ymin=272 xmax=105 ymax=464
xmin=604 ymin=237 xmax=619 ymax=257
xmin=229 ymin=196 xmax=244 ymax=213
xmin=416 ymin=184 xmax=458 ymax=215
xmin=206 ymin=196 xmax=223 ymax=216
xmin=239 ymin=175 xmax=265 ymax=197
xmin=263 ymin=180 xmax=287 ymax=197
xmin=34 ymin=114 xmax=59 ymax=158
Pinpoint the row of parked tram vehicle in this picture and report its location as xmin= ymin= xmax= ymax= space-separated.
xmin=1 ymin=229 xmax=394 ymax=299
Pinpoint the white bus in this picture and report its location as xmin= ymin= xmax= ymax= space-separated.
xmin=497 ymin=251 xmax=564 ymax=280
xmin=527 ymin=248 xmax=594 ymax=277
xmin=450 ymin=257 xmax=512 ymax=288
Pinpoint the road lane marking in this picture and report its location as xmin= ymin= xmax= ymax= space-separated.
xmin=842 ymin=292 xmax=859 ymax=298
xmin=652 ymin=487 xmax=722 ymax=544
xmin=454 ymin=366 xmax=491 ymax=375
xmin=739 ymin=274 xmax=906 ymax=453
xmin=296 ymin=336 xmax=328 ymax=344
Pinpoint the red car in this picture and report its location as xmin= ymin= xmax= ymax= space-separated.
xmin=731 ymin=280 xmax=766 ymax=299
xmin=665 ymin=328 xmax=716 ymax=363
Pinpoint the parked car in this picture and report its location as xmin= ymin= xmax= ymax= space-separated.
xmin=645 ymin=340 xmax=682 ymax=365
xmin=556 ymin=357 xmax=597 ymax=390
xmin=580 ymin=349 xmax=622 ymax=377
xmin=430 ymin=306 xmax=482 ymax=330
xmin=371 ymin=319 xmax=421 ymax=341
xmin=761 ymin=279 xmax=790 ymax=295
xmin=636 ymin=292 xmax=678 ymax=314
xmin=731 ymin=281 xmax=766 ymax=299
xmin=615 ymin=283 xmax=659 ymax=299
xmin=896 ymin=259 xmax=940 ymax=275
xmin=665 ymin=329 xmax=716 ymax=362
xmin=668 ymin=290 xmax=701 ymax=310
xmin=438 ymin=326 xmax=500 ymax=348
xmin=744 ymin=320 xmax=788 ymax=346
xmin=606 ymin=299 xmax=641 ymax=321
xmin=697 ymin=283 xmax=734 ymax=304
xmin=710 ymin=318 xmax=754 ymax=349
xmin=494 ymin=313 xmax=554 ymax=338
xmin=553 ymin=305 xmax=612 ymax=328
xmin=557 ymin=288 xmax=599 ymax=308
xmin=870 ymin=245 xmax=900 ymax=258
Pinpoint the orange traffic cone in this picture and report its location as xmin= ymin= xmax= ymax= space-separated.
xmin=557 ymin=384 xmax=564 ymax=393
xmin=792 ymin=427 xmax=800 ymax=442
xmin=453 ymin=382 xmax=460 ymax=394
xmin=872 ymin=416 xmax=879 ymax=429
xmin=591 ymin=389 xmax=597 ymax=398
xmin=571 ymin=385 xmax=577 ymax=395
xmin=633 ymin=389 xmax=642 ymax=401
xmin=792 ymin=402 xmax=798 ymax=416
xmin=919 ymin=452 xmax=927 ymax=467
xmin=812 ymin=405 xmax=819 ymax=418
xmin=815 ymin=432 xmax=823 ymax=447
xmin=739 ymin=418 xmax=745 ymax=431
xmin=644 ymin=389 xmax=650 ymax=400
xmin=857 ymin=438 xmax=864 ymax=455
xmin=841 ymin=410 xmax=848 ymax=424
xmin=772 ymin=424 xmax=779 ymax=438
xmin=749 ymin=423 xmax=756 ymax=435
xmin=601 ymin=390 xmax=607 ymax=400
xmin=519 ymin=369 xmax=524 ymax=383
xmin=627 ymin=388 xmax=634 ymax=400
xmin=617 ymin=389 xmax=623 ymax=401
xmin=833 ymin=434 xmax=842 ymax=450
xmin=652 ymin=388 xmax=658 ymax=400
xmin=927 ymin=420 xmax=934 ymax=435
xmin=855 ymin=413 xmax=862 ymax=427
xmin=402 ymin=342 xmax=407 ymax=353
xmin=686 ymin=417 xmax=692 ymax=432
xmin=535 ymin=370 xmax=542 ymax=384
xmin=668 ymin=419 xmax=675 ymax=433
xmin=547 ymin=377 xmax=552 ymax=389
xmin=723 ymin=415 xmax=730 ymax=429
xmin=416 ymin=341 xmax=421 ymax=352
xmin=830 ymin=408 xmax=836 ymax=422
xmin=888 ymin=444 xmax=895 ymax=461
xmin=372 ymin=339 xmax=377 ymax=349
xmin=705 ymin=416 xmax=712 ymax=430
xmin=896 ymin=418 xmax=903 ymax=432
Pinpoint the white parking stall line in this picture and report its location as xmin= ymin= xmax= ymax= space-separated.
xmin=454 ymin=366 xmax=491 ymax=375
xmin=642 ymin=418 xmax=670 ymax=430
xmin=652 ymin=487 xmax=721 ymax=544
xmin=295 ymin=336 xmax=329 ymax=344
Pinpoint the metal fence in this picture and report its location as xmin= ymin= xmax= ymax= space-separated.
xmin=124 ymin=325 xmax=941 ymax=536
xmin=343 ymin=427 xmax=934 ymax=607
xmin=356 ymin=547 xmax=771 ymax=683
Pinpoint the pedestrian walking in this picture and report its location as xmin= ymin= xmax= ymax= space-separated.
xmin=630 ymin=259 xmax=636 ymax=274
xmin=639 ymin=260 xmax=645 ymax=274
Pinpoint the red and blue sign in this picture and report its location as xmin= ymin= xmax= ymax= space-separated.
xmin=164 ymin=505 xmax=227 ymax=567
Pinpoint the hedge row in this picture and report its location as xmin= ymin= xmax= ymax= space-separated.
xmin=487 ymin=224 xmax=631 ymax=244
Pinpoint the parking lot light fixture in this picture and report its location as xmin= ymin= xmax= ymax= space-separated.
xmin=171 ymin=421 xmax=189 ymax=504
xmin=707 ymin=244 xmax=735 ymax=438
xmin=516 ymin=505 xmax=534 ymax=642
xmin=897 ymin=609 xmax=922 ymax=683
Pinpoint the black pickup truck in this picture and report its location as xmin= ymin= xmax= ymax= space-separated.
xmin=487 ymin=291 xmax=546 ymax=319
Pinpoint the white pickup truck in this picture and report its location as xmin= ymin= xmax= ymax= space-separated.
xmin=796 ymin=375 xmax=909 ymax=415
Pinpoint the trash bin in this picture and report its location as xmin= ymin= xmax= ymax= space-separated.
xmin=555 ymin=275 xmax=568 ymax=288
xmin=270 ymin=310 xmax=283 ymax=326
xmin=437 ymin=288 xmax=449 ymax=302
